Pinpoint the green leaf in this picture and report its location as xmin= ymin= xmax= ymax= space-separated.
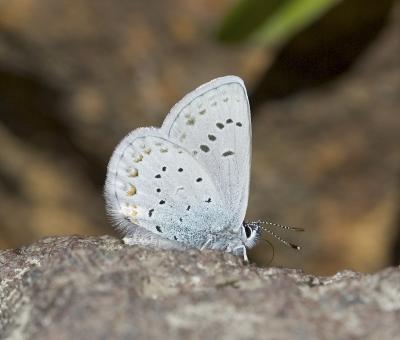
xmin=217 ymin=0 xmax=340 ymax=45
xmin=217 ymin=0 xmax=291 ymax=42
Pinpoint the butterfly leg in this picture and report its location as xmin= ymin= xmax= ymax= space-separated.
xmin=200 ymin=237 xmax=213 ymax=250
xmin=233 ymin=245 xmax=249 ymax=262
xmin=122 ymin=226 xmax=187 ymax=250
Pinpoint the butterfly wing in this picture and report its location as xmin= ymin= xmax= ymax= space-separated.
xmin=161 ymin=76 xmax=251 ymax=230
xmin=105 ymin=128 xmax=230 ymax=248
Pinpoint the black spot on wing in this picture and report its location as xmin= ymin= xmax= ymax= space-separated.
xmin=222 ymin=151 xmax=235 ymax=157
xmin=200 ymin=145 xmax=210 ymax=152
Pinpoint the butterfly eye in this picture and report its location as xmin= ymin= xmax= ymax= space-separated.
xmin=245 ymin=225 xmax=252 ymax=238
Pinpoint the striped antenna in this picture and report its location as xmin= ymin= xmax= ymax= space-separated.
xmin=251 ymin=220 xmax=304 ymax=232
xmin=247 ymin=222 xmax=302 ymax=250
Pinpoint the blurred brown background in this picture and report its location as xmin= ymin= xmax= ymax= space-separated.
xmin=0 ymin=0 xmax=399 ymax=275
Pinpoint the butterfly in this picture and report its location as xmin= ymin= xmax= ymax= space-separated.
xmin=104 ymin=76 xmax=302 ymax=261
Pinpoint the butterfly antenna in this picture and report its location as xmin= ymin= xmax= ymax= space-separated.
xmin=252 ymin=220 xmax=304 ymax=232
xmin=247 ymin=223 xmax=301 ymax=250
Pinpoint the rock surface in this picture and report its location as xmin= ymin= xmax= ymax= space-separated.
xmin=1 ymin=236 xmax=399 ymax=339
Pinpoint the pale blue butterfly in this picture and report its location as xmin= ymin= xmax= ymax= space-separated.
xmin=104 ymin=76 xmax=302 ymax=261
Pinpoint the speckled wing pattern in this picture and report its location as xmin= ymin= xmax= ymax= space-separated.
xmin=104 ymin=76 xmax=251 ymax=249
xmin=162 ymin=76 xmax=251 ymax=230
xmin=105 ymin=129 xmax=229 ymax=248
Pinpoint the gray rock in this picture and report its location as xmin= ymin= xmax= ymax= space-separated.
xmin=1 ymin=236 xmax=399 ymax=339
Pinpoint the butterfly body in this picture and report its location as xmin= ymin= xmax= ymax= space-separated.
xmin=105 ymin=76 xmax=259 ymax=260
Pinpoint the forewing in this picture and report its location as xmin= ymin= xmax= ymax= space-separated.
xmin=162 ymin=76 xmax=251 ymax=229
xmin=104 ymin=128 xmax=228 ymax=248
